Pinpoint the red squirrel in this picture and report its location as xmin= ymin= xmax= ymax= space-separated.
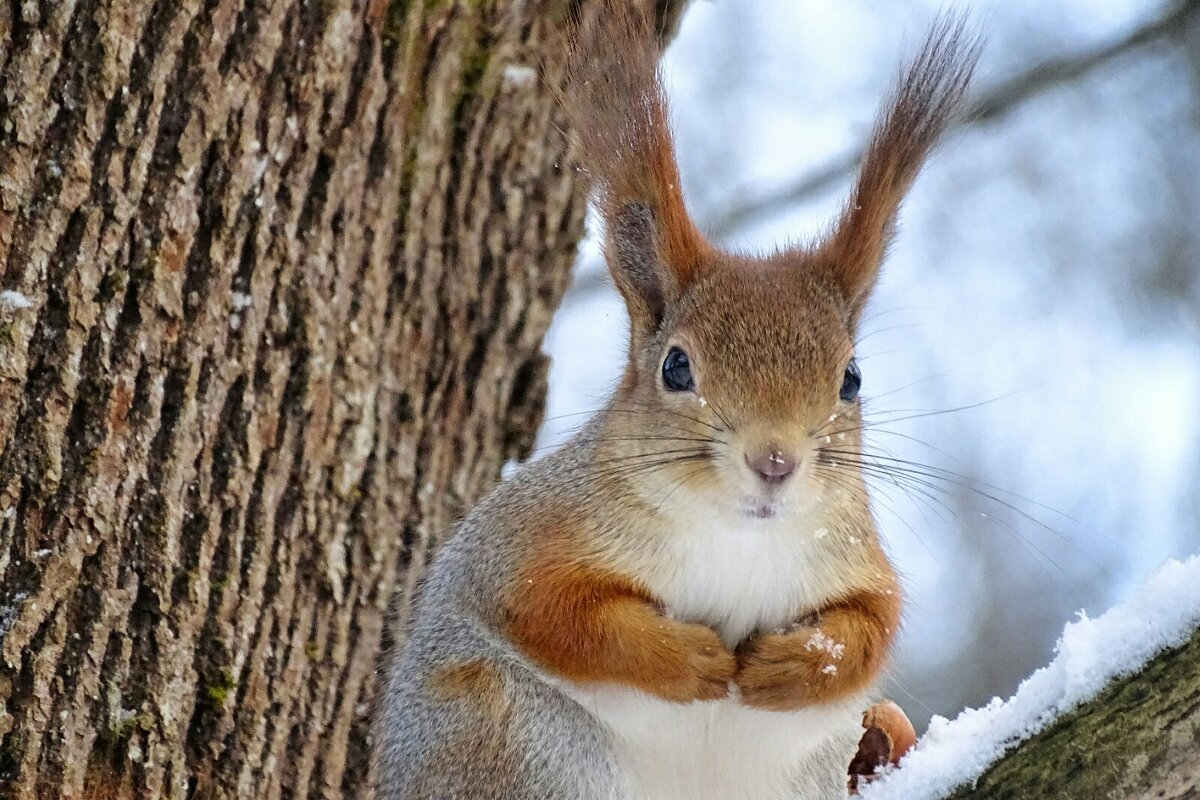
xmin=374 ymin=5 xmax=978 ymax=799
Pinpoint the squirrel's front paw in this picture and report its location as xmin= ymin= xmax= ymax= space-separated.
xmin=653 ymin=621 xmax=736 ymax=703
xmin=735 ymin=627 xmax=845 ymax=711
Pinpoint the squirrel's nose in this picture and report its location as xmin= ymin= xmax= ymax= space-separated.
xmin=745 ymin=449 xmax=796 ymax=485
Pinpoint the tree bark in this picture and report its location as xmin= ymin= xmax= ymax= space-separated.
xmin=946 ymin=628 xmax=1200 ymax=799
xmin=0 ymin=1 xmax=681 ymax=797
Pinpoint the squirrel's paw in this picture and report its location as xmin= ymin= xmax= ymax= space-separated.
xmin=734 ymin=626 xmax=845 ymax=711
xmin=653 ymin=621 xmax=736 ymax=703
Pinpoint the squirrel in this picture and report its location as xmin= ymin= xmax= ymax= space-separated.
xmin=373 ymin=5 xmax=978 ymax=799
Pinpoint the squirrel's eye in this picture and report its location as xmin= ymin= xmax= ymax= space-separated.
xmin=840 ymin=359 xmax=862 ymax=403
xmin=662 ymin=347 xmax=695 ymax=392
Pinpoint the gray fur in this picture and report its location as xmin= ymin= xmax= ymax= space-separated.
xmin=374 ymin=440 xmax=627 ymax=800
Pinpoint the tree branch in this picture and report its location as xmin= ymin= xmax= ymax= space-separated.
xmin=704 ymin=0 xmax=1200 ymax=240
xmin=946 ymin=627 xmax=1200 ymax=798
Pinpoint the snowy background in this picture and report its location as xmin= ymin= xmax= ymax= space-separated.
xmin=534 ymin=0 xmax=1200 ymax=730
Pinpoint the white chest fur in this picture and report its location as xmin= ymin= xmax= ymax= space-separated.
xmin=649 ymin=516 xmax=837 ymax=646
xmin=568 ymin=683 xmax=862 ymax=800
xmin=563 ymin=516 xmax=866 ymax=800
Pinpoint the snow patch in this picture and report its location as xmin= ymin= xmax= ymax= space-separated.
xmin=0 ymin=290 xmax=33 ymax=310
xmin=805 ymin=631 xmax=845 ymax=660
xmin=503 ymin=64 xmax=538 ymax=88
xmin=0 ymin=591 xmax=29 ymax=639
xmin=862 ymin=555 xmax=1200 ymax=800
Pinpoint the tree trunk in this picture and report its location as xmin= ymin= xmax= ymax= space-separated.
xmin=0 ymin=1 xmax=681 ymax=797
xmin=942 ymin=628 xmax=1200 ymax=800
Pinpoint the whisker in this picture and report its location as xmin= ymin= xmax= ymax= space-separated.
xmin=610 ymin=402 xmax=728 ymax=435
xmin=866 ymin=484 xmax=940 ymax=559
xmin=854 ymin=322 xmax=923 ymax=345
xmin=593 ymin=434 xmax=726 ymax=446
xmin=573 ymin=454 xmax=714 ymax=508
xmin=652 ymin=463 xmax=712 ymax=513
xmin=820 ymin=456 xmax=1066 ymax=574
xmin=585 ymin=448 xmax=714 ymax=473
xmin=588 ymin=450 xmax=712 ymax=475
xmin=820 ymin=449 xmax=1079 ymax=535
xmin=859 ymin=427 xmax=966 ymax=466
xmin=862 ymin=376 xmax=944 ymax=404
xmin=538 ymin=407 xmax=612 ymax=424
xmin=824 ymin=458 xmax=961 ymax=524
xmin=882 ymin=675 xmax=938 ymax=719
xmin=861 ymin=386 xmax=1044 ymax=425
xmin=700 ymin=395 xmax=738 ymax=433
xmin=857 ymin=305 xmax=927 ymax=328
xmin=812 ymin=406 xmax=860 ymax=438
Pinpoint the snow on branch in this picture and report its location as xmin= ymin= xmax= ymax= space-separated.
xmin=861 ymin=554 xmax=1200 ymax=799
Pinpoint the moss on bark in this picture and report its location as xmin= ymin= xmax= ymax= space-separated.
xmin=949 ymin=629 xmax=1200 ymax=799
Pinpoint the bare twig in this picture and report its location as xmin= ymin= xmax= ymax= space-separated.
xmin=703 ymin=0 xmax=1199 ymax=240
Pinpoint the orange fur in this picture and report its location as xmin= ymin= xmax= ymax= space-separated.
xmin=541 ymin=0 xmax=968 ymax=732
xmin=411 ymin=661 xmax=520 ymax=796
xmin=427 ymin=660 xmax=512 ymax=723
xmin=736 ymin=566 xmax=901 ymax=711
xmin=503 ymin=533 xmax=736 ymax=702
xmin=559 ymin=2 xmax=712 ymax=329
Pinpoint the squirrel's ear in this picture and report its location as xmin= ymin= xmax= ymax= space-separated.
xmin=559 ymin=3 xmax=710 ymax=333
xmin=823 ymin=16 xmax=980 ymax=324
xmin=607 ymin=202 xmax=672 ymax=329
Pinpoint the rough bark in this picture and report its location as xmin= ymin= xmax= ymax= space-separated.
xmin=0 ymin=1 xmax=681 ymax=797
xmin=947 ymin=628 xmax=1200 ymax=799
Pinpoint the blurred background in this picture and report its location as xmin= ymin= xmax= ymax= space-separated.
xmin=533 ymin=0 xmax=1200 ymax=729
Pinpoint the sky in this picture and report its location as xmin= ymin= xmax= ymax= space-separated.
xmin=533 ymin=0 xmax=1200 ymax=727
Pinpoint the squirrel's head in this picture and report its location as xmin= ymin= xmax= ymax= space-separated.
xmin=560 ymin=6 xmax=978 ymax=522
xmin=616 ymin=253 xmax=861 ymax=520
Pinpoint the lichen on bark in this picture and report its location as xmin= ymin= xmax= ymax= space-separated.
xmin=947 ymin=629 xmax=1200 ymax=800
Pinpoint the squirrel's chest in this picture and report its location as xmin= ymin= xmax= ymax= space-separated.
xmin=641 ymin=522 xmax=834 ymax=647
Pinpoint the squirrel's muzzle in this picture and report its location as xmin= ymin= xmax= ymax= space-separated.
xmin=745 ymin=449 xmax=797 ymax=485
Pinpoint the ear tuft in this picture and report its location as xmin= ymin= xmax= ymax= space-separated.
xmin=610 ymin=202 xmax=670 ymax=326
xmin=825 ymin=14 xmax=981 ymax=322
xmin=558 ymin=2 xmax=710 ymax=333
